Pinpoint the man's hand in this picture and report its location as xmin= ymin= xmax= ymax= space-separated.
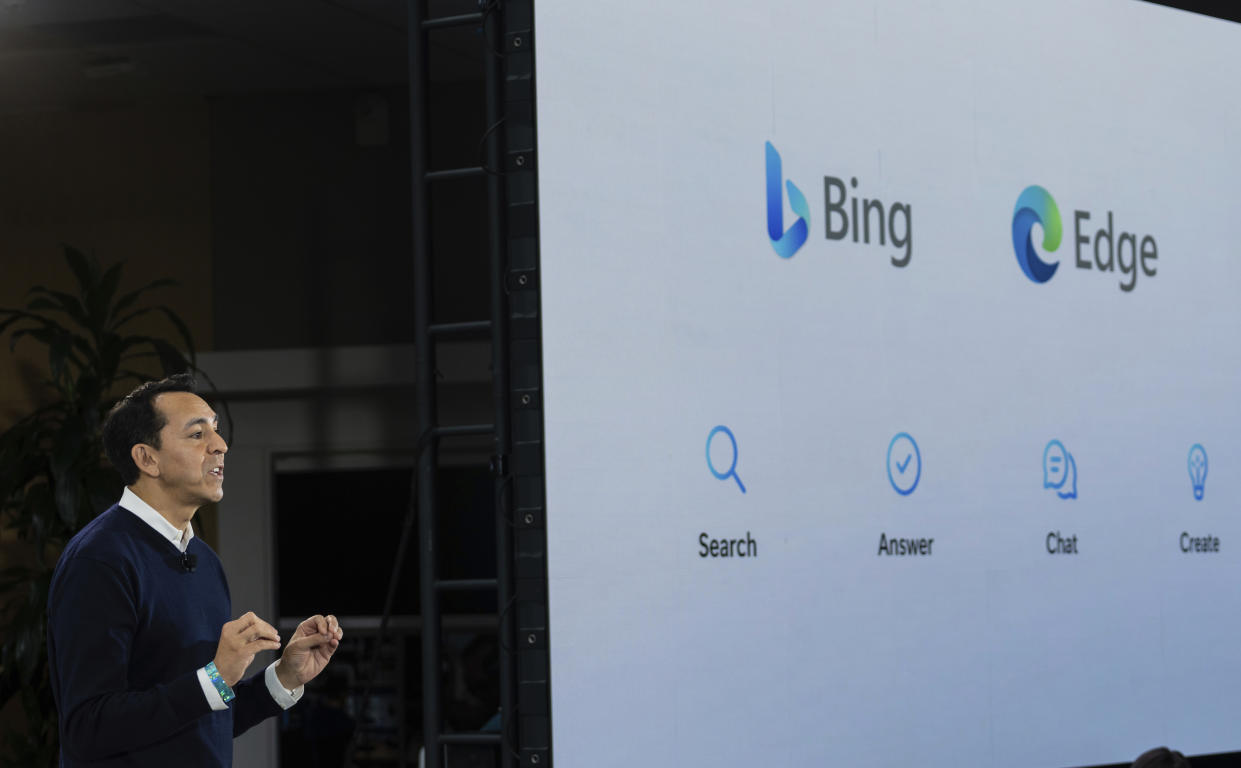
xmin=274 ymin=614 xmax=343 ymax=690
xmin=213 ymin=612 xmax=282 ymax=686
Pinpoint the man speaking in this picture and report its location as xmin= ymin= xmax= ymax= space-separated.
xmin=47 ymin=374 xmax=344 ymax=766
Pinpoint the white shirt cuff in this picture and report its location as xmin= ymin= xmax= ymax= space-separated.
xmin=264 ymin=661 xmax=304 ymax=710
xmin=197 ymin=667 xmax=229 ymax=711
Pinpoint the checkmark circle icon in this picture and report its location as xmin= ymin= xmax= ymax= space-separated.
xmin=887 ymin=432 xmax=921 ymax=496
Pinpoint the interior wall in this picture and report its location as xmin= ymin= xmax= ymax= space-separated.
xmin=0 ymin=101 xmax=215 ymax=421
xmin=208 ymin=81 xmax=490 ymax=352
xmin=209 ymin=88 xmax=417 ymax=350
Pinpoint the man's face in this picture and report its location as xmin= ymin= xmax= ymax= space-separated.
xmin=149 ymin=391 xmax=228 ymax=510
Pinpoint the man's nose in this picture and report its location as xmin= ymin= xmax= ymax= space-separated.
xmin=211 ymin=431 xmax=229 ymax=454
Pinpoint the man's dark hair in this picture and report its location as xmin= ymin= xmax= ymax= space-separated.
xmin=102 ymin=374 xmax=197 ymax=485
xmin=1133 ymin=747 xmax=1191 ymax=768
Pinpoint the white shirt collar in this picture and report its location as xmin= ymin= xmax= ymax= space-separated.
xmin=120 ymin=487 xmax=195 ymax=553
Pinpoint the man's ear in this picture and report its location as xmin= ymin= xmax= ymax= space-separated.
xmin=131 ymin=443 xmax=161 ymax=479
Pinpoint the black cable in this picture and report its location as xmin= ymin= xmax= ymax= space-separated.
xmin=495 ymin=471 xmax=514 ymax=527
xmin=476 ymin=116 xmax=509 ymax=176
xmin=493 ymin=470 xmax=522 ymax=761
xmin=480 ymin=0 xmax=509 ymax=59
xmin=476 ymin=0 xmax=509 ymax=175
xmin=494 ymin=473 xmax=517 ymax=656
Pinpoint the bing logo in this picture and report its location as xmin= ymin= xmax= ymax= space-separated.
xmin=764 ymin=141 xmax=912 ymax=265
xmin=765 ymin=141 xmax=810 ymax=259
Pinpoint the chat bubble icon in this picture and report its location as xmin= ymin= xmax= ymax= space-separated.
xmin=1042 ymin=439 xmax=1077 ymax=499
xmin=1043 ymin=440 xmax=1067 ymax=489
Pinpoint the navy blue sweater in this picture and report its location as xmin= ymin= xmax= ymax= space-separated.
xmin=48 ymin=505 xmax=282 ymax=767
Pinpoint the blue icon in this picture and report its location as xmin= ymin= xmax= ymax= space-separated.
xmin=1042 ymin=439 xmax=1077 ymax=499
xmin=1011 ymin=185 xmax=1063 ymax=284
xmin=1188 ymin=444 xmax=1208 ymax=501
xmin=886 ymin=432 xmax=921 ymax=495
xmin=706 ymin=425 xmax=746 ymax=493
xmin=765 ymin=142 xmax=810 ymax=259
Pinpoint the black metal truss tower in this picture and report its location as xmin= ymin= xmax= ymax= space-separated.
xmin=408 ymin=1 xmax=549 ymax=766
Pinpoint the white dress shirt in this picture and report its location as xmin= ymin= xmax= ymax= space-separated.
xmin=119 ymin=487 xmax=303 ymax=711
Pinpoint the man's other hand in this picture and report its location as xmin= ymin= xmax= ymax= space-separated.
xmin=213 ymin=612 xmax=282 ymax=686
xmin=274 ymin=614 xmax=343 ymax=690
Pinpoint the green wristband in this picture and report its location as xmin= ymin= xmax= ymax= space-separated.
xmin=204 ymin=661 xmax=235 ymax=703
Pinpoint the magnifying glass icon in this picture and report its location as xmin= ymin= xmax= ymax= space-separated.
xmin=706 ymin=425 xmax=746 ymax=493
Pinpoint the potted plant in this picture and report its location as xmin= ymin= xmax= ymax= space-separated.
xmin=0 ymin=246 xmax=212 ymax=765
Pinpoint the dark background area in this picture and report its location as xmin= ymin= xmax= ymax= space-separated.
xmin=275 ymin=466 xmax=498 ymax=617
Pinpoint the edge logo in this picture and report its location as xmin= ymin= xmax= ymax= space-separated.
xmin=1011 ymin=184 xmax=1159 ymax=292
xmin=765 ymin=141 xmax=810 ymax=258
xmin=1012 ymin=185 xmax=1062 ymax=284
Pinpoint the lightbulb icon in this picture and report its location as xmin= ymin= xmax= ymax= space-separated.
xmin=1188 ymin=444 xmax=1208 ymax=501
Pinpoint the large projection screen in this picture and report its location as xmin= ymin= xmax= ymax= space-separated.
xmin=535 ymin=1 xmax=1241 ymax=766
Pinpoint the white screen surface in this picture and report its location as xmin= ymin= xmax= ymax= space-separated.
xmin=535 ymin=2 xmax=1241 ymax=766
